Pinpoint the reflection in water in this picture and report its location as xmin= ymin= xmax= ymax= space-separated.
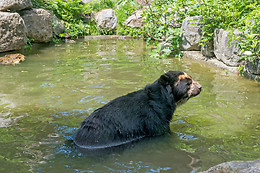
xmin=0 ymin=39 xmax=259 ymax=173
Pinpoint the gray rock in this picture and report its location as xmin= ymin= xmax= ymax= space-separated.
xmin=81 ymin=0 xmax=96 ymax=4
xmin=214 ymin=29 xmax=240 ymax=67
xmin=95 ymin=9 xmax=117 ymax=31
xmin=0 ymin=12 xmax=27 ymax=52
xmin=0 ymin=0 xmax=32 ymax=11
xmin=51 ymin=14 xmax=65 ymax=36
xmin=201 ymin=39 xmax=214 ymax=57
xmin=199 ymin=159 xmax=260 ymax=173
xmin=158 ymin=42 xmax=172 ymax=54
xmin=123 ymin=10 xmax=143 ymax=28
xmin=181 ymin=16 xmax=202 ymax=51
xmin=20 ymin=8 xmax=53 ymax=42
xmin=82 ymin=12 xmax=94 ymax=23
xmin=245 ymin=58 xmax=260 ymax=75
xmin=136 ymin=0 xmax=153 ymax=6
xmin=182 ymin=51 xmax=238 ymax=73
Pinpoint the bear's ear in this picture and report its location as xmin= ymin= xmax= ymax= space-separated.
xmin=158 ymin=74 xmax=170 ymax=86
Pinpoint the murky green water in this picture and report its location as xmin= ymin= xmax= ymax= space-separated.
xmin=0 ymin=38 xmax=259 ymax=173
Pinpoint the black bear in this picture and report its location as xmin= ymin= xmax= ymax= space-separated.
xmin=74 ymin=71 xmax=202 ymax=149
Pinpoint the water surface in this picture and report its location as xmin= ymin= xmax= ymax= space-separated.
xmin=0 ymin=38 xmax=259 ymax=172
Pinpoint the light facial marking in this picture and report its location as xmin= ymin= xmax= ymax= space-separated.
xmin=175 ymin=72 xmax=192 ymax=86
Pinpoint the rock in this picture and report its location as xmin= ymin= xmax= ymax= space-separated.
xmin=95 ymin=9 xmax=117 ymax=31
xmin=201 ymin=39 xmax=214 ymax=57
xmin=242 ymin=51 xmax=253 ymax=56
xmin=51 ymin=14 xmax=65 ymax=36
xmin=81 ymin=0 xmax=96 ymax=4
xmin=123 ymin=10 xmax=143 ymax=28
xmin=181 ymin=16 xmax=202 ymax=51
xmin=214 ymin=29 xmax=240 ymax=67
xmin=82 ymin=12 xmax=94 ymax=23
xmin=0 ymin=0 xmax=32 ymax=12
xmin=158 ymin=42 xmax=172 ymax=54
xmin=199 ymin=159 xmax=260 ymax=173
xmin=245 ymin=58 xmax=260 ymax=75
xmin=0 ymin=12 xmax=27 ymax=52
xmin=20 ymin=8 xmax=53 ymax=42
xmin=182 ymin=51 xmax=238 ymax=73
xmin=0 ymin=53 xmax=25 ymax=65
xmin=136 ymin=0 xmax=153 ymax=6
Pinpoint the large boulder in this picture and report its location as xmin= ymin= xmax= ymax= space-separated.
xmin=0 ymin=12 xmax=27 ymax=52
xmin=201 ymin=39 xmax=214 ymax=57
xmin=20 ymin=8 xmax=53 ymax=42
xmin=243 ymin=58 xmax=260 ymax=81
xmin=51 ymin=14 xmax=65 ymax=36
xmin=123 ymin=10 xmax=143 ymax=28
xmin=95 ymin=9 xmax=117 ymax=31
xmin=0 ymin=0 xmax=32 ymax=11
xmin=246 ymin=58 xmax=260 ymax=75
xmin=214 ymin=29 xmax=240 ymax=67
xmin=181 ymin=16 xmax=202 ymax=51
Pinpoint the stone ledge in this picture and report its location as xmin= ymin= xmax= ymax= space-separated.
xmin=182 ymin=51 xmax=238 ymax=73
xmin=84 ymin=35 xmax=136 ymax=40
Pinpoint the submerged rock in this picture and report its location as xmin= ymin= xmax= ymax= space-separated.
xmin=0 ymin=12 xmax=27 ymax=52
xmin=0 ymin=0 xmax=32 ymax=12
xmin=199 ymin=159 xmax=260 ymax=173
xmin=0 ymin=53 xmax=25 ymax=65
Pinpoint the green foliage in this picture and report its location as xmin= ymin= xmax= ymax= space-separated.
xmin=141 ymin=0 xmax=187 ymax=58
xmin=31 ymin=0 xmax=120 ymax=37
xmin=44 ymin=0 xmax=91 ymax=37
xmin=87 ymin=0 xmax=116 ymax=12
xmin=31 ymin=0 xmax=46 ymax=8
xmin=116 ymin=0 xmax=139 ymax=25
xmin=117 ymin=26 xmax=141 ymax=37
xmin=234 ymin=8 xmax=259 ymax=73
xmin=183 ymin=0 xmax=259 ymax=73
xmin=24 ymin=37 xmax=34 ymax=50
xmin=115 ymin=0 xmax=141 ymax=37
xmin=194 ymin=0 xmax=259 ymax=45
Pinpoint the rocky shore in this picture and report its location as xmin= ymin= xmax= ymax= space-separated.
xmin=0 ymin=0 xmax=259 ymax=82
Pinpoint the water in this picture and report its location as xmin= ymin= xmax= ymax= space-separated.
xmin=0 ymin=38 xmax=259 ymax=173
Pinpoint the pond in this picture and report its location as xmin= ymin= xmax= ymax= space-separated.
xmin=0 ymin=38 xmax=259 ymax=173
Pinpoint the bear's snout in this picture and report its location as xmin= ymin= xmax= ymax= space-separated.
xmin=190 ymin=81 xmax=202 ymax=97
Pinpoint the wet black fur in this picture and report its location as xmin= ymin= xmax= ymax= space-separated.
xmin=74 ymin=71 xmax=191 ymax=149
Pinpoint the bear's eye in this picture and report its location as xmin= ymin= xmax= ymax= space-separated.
xmin=185 ymin=79 xmax=192 ymax=86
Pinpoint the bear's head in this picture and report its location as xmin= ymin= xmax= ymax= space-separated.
xmin=159 ymin=71 xmax=202 ymax=106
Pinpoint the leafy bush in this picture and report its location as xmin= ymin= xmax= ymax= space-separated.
xmin=141 ymin=0 xmax=188 ymax=57
xmin=191 ymin=0 xmax=259 ymax=73
xmin=87 ymin=0 xmax=116 ymax=12
xmin=233 ymin=8 xmax=259 ymax=73
xmin=115 ymin=0 xmax=140 ymax=37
